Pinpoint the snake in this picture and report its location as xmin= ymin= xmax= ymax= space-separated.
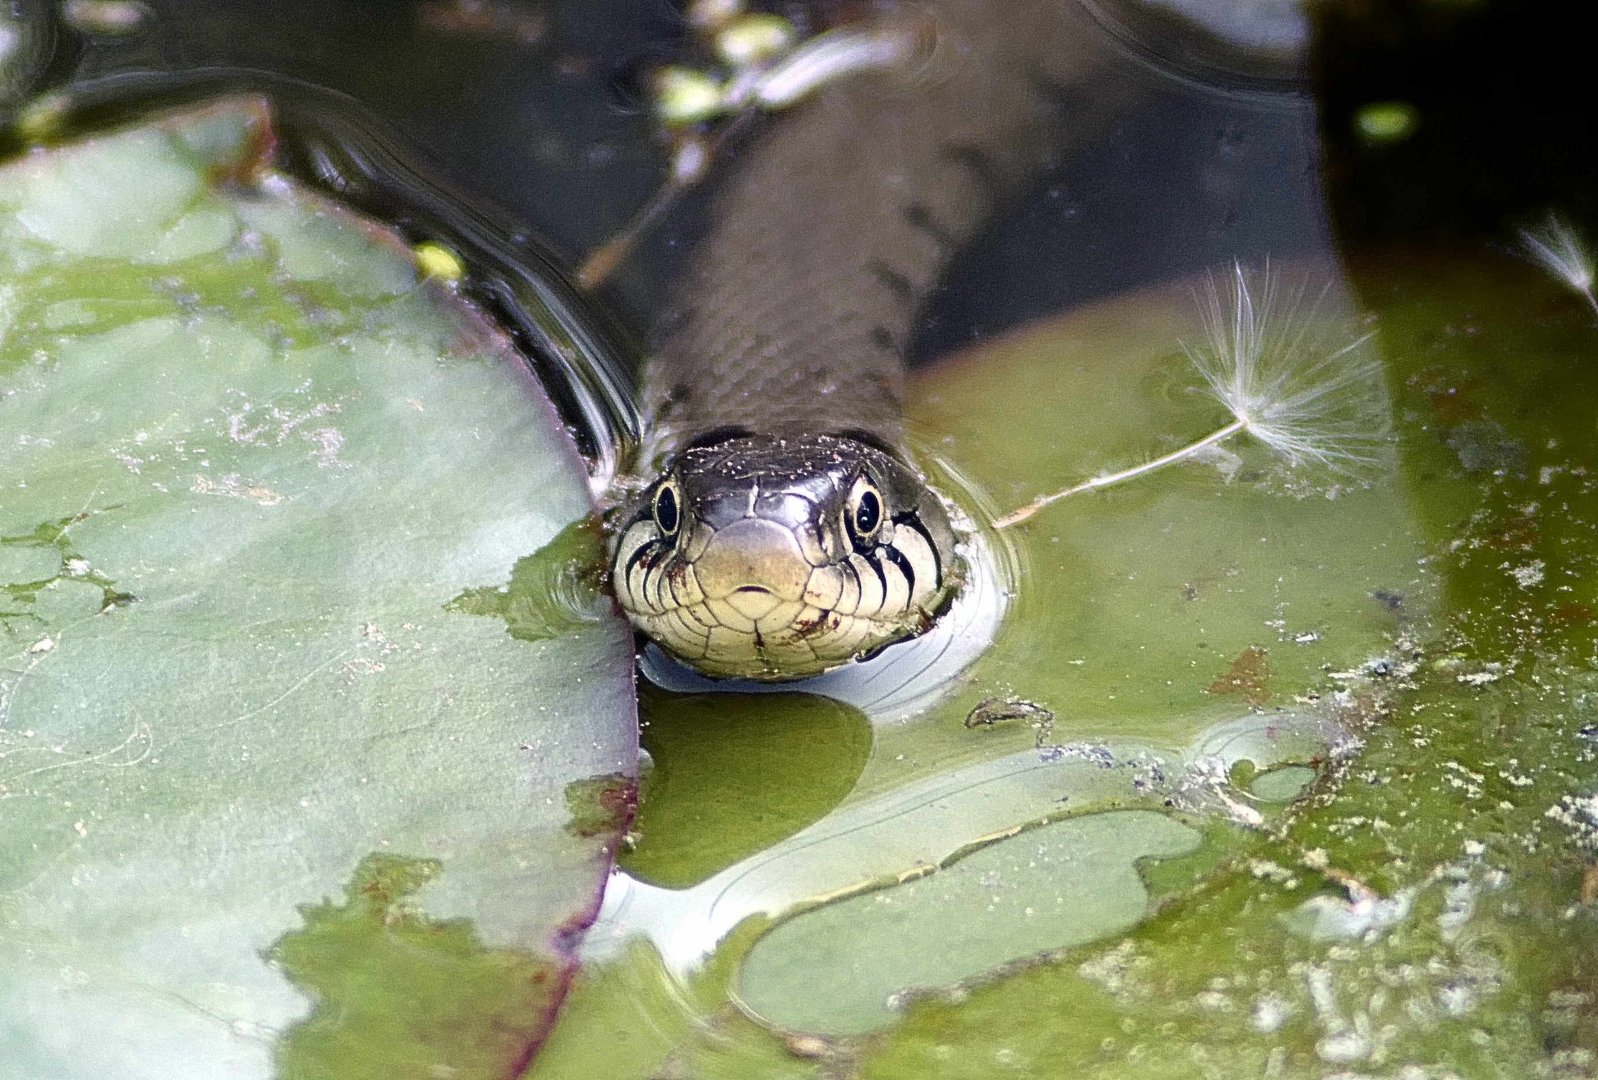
xmin=610 ymin=0 xmax=1123 ymax=681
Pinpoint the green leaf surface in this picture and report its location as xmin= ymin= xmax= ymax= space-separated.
xmin=736 ymin=810 xmax=1201 ymax=1035
xmin=0 ymin=98 xmax=637 ymax=1078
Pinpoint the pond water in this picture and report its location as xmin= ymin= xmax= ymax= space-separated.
xmin=4 ymin=2 xmax=1597 ymax=1078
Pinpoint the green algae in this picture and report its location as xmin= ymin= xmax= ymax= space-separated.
xmin=269 ymin=854 xmax=563 ymax=1080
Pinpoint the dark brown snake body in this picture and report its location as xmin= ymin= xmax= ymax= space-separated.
xmin=611 ymin=1 xmax=1124 ymax=680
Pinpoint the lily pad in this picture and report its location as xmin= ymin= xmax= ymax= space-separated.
xmin=737 ymin=810 xmax=1202 ymax=1035
xmin=0 ymin=98 xmax=636 ymax=1077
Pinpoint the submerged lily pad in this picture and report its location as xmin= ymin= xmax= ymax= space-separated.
xmin=622 ymin=685 xmax=873 ymax=889
xmin=737 ymin=810 xmax=1202 ymax=1035
xmin=0 ymin=98 xmax=636 ymax=1077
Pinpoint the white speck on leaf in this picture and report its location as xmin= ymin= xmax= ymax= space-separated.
xmin=1506 ymin=560 xmax=1545 ymax=588
xmin=190 ymin=473 xmax=285 ymax=506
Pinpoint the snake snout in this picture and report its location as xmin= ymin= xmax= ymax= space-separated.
xmin=693 ymin=517 xmax=812 ymax=603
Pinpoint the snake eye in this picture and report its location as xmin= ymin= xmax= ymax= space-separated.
xmin=653 ymin=478 xmax=682 ymax=537
xmin=845 ymin=476 xmax=884 ymax=548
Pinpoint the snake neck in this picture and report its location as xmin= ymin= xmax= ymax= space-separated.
xmin=615 ymin=1 xmax=1131 ymax=680
xmin=641 ymin=0 xmax=1125 ymax=461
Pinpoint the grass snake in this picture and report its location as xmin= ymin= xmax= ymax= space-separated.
xmin=610 ymin=0 xmax=1121 ymax=680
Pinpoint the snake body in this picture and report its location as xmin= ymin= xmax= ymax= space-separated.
xmin=611 ymin=0 xmax=1118 ymax=680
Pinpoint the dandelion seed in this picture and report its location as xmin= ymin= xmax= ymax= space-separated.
xmin=1519 ymin=213 xmax=1598 ymax=318
xmin=996 ymin=263 xmax=1390 ymax=530
xmin=1186 ymin=264 xmax=1388 ymax=472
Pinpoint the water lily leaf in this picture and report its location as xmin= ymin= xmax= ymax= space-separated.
xmin=0 ymin=98 xmax=636 ymax=1077
xmin=907 ymin=270 xmax=1418 ymax=739
xmin=737 ymin=810 xmax=1202 ymax=1035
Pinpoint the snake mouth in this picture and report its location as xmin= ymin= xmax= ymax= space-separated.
xmin=641 ymin=596 xmax=911 ymax=680
xmin=616 ymin=540 xmax=924 ymax=679
xmin=726 ymin=586 xmax=784 ymax=620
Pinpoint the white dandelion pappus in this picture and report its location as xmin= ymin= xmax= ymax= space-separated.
xmin=996 ymin=263 xmax=1390 ymax=529
xmin=1187 ymin=263 xmax=1388 ymax=471
xmin=1519 ymin=213 xmax=1598 ymax=318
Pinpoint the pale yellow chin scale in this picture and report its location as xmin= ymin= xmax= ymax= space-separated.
xmin=612 ymin=507 xmax=948 ymax=682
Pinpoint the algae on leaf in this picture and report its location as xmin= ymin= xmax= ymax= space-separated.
xmin=0 ymin=98 xmax=636 ymax=1078
xmin=269 ymin=855 xmax=561 ymax=1080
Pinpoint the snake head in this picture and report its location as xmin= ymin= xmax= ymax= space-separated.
xmin=609 ymin=432 xmax=960 ymax=681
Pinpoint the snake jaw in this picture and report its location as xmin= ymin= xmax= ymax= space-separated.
xmin=610 ymin=433 xmax=959 ymax=681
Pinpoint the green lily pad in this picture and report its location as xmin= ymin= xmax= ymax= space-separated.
xmin=908 ymin=271 xmax=1419 ymax=736
xmin=737 ymin=810 xmax=1202 ymax=1035
xmin=0 ymin=98 xmax=636 ymax=1077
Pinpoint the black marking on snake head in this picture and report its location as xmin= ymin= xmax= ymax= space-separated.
xmin=861 ymin=550 xmax=891 ymax=598
xmin=870 ymin=325 xmax=898 ymax=352
xmin=940 ymin=142 xmax=1003 ymax=198
xmin=893 ymin=510 xmax=943 ymax=586
xmin=881 ymin=542 xmax=918 ymax=596
xmin=904 ymin=202 xmax=956 ymax=250
xmin=622 ymin=536 xmax=660 ymax=586
xmin=867 ymin=260 xmax=917 ymax=303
